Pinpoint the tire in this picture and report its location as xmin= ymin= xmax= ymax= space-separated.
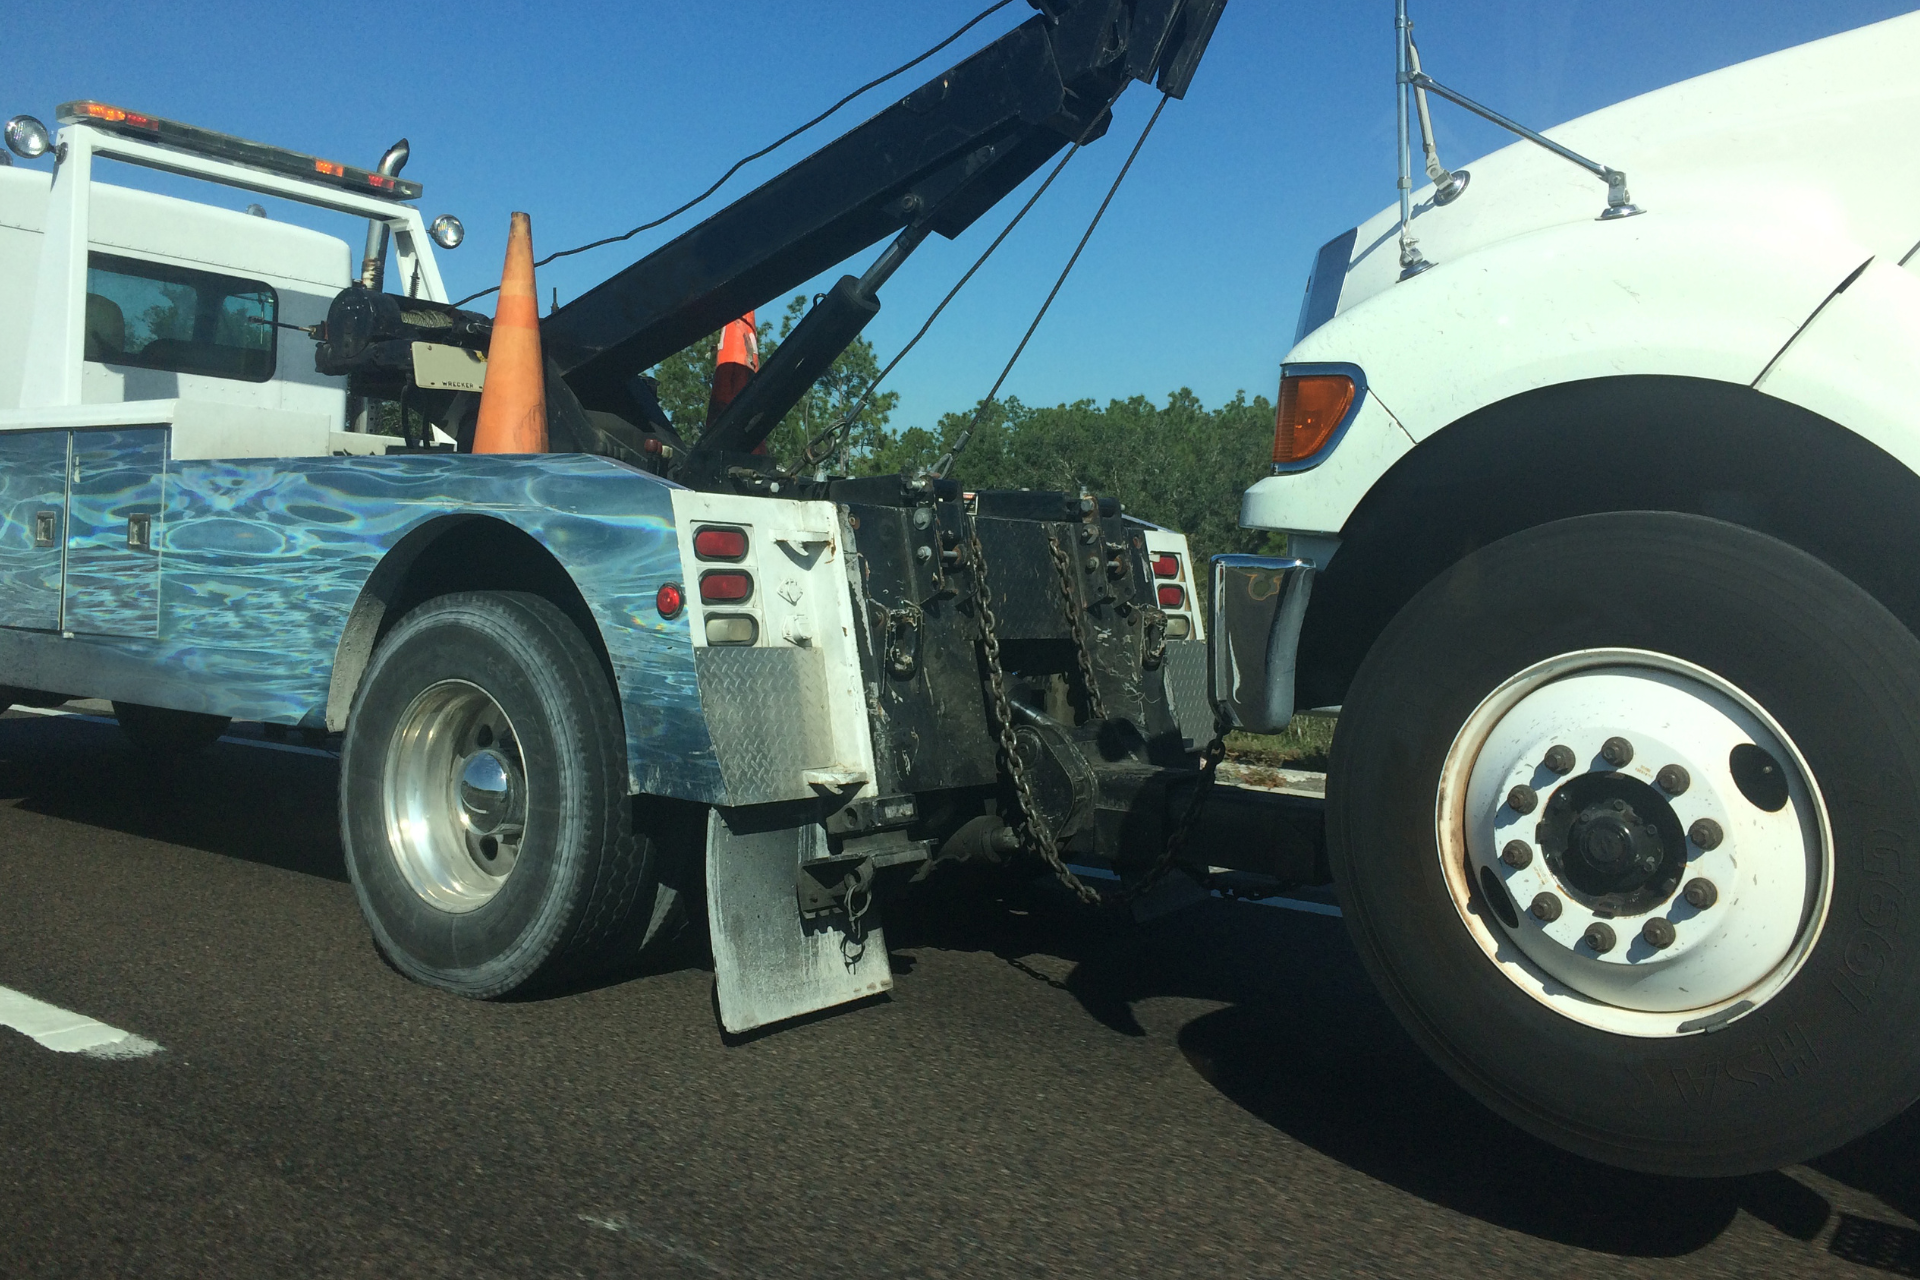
xmin=113 ymin=701 xmax=232 ymax=757
xmin=339 ymin=590 xmax=676 ymax=998
xmin=1329 ymin=512 xmax=1920 ymax=1176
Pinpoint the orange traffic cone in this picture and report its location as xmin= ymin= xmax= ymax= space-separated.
xmin=705 ymin=311 xmax=759 ymax=432
xmin=472 ymin=211 xmax=548 ymax=454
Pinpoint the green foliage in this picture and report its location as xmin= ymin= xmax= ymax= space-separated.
xmin=647 ymin=301 xmax=1283 ymax=592
xmin=858 ymin=389 xmax=1287 ymax=592
xmin=648 ymin=296 xmax=898 ymax=460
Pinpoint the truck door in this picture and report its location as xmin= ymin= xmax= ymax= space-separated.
xmin=0 ymin=431 xmax=73 ymax=632
xmin=62 ymin=427 xmax=165 ymax=638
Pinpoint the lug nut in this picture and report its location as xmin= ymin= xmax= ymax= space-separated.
xmin=1501 ymin=840 xmax=1533 ymax=869
xmin=1642 ymin=917 xmax=1676 ymax=949
xmin=1543 ymin=744 xmax=1575 ymax=775
xmin=1530 ymin=892 xmax=1563 ymax=922
xmin=1683 ymin=877 xmax=1718 ymax=909
xmin=1584 ymin=922 xmax=1617 ymax=953
xmin=1688 ymin=818 xmax=1723 ymax=850
xmin=1656 ymin=764 xmax=1690 ymax=795
xmin=1601 ymin=736 xmax=1635 ymax=767
xmin=1507 ymin=784 xmax=1538 ymax=815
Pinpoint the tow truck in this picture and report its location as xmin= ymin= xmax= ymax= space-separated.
xmin=0 ymin=1 xmax=1319 ymax=1042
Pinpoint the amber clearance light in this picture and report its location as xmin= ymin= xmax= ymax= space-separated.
xmin=1273 ymin=373 xmax=1356 ymax=466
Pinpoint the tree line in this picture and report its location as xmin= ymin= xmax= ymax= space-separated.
xmin=651 ymin=301 xmax=1286 ymax=581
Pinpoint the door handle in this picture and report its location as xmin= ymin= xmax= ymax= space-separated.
xmin=33 ymin=510 xmax=58 ymax=549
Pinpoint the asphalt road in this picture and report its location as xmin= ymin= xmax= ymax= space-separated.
xmin=2 ymin=707 xmax=1918 ymax=1279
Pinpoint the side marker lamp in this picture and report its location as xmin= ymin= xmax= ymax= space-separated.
xmin=1273 ymin=374 xmax=1356 ymax=466
xmin=655 ymin=582 xmax=684 ymax=619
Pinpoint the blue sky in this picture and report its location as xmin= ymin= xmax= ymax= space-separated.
xmin=8 ymin=0 xmax=1913 ymax=432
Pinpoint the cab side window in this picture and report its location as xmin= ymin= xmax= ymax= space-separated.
xmin=84 ymin=253 xmax=277 ymax=383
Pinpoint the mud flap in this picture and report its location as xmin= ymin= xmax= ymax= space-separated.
xmin=706 ymin=806 xmax=892 ymax=1034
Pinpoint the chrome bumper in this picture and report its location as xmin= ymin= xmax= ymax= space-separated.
xmin=1209 ymin=555 xmax=1316 ymax=734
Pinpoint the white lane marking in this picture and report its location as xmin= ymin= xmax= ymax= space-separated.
xmin=0 ymin=985 xmax=161 ymax=1059
xmin=1250 ymin=896 xmax=1343 ymax=917
xmin=6 ymin=705 xmax=338 ymax=757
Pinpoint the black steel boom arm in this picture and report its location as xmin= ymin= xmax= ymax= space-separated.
xmin=541 ymin=0 xmax=1225 ymax=446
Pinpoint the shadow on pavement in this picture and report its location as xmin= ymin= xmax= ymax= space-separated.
xmin=0 ymin=713 xmax=348 ymax=882
xmin=890 ymin=881 xmax=1861 ymax=1259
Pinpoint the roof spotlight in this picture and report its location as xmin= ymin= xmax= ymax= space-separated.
xmin=4 ymin=115 xmax=51 ymax=160
xmin=429 ymin=214 xmax=465 ymax=249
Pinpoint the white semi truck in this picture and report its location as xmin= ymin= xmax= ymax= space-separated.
xmin=1220 ymin=8 xmax=1920 ymax=1176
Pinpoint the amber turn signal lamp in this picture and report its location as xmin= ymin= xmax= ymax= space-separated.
xmin=1273 ymin=374 xmax=1356 ymax=465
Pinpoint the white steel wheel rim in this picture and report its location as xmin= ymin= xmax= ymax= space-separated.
xmin=1434 ymin=648 xmax=1833 ymax=1038
xmin=382 ymin=679 xmax=530 ymax=914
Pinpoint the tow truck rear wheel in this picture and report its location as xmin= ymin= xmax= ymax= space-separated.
xmin=340 ymin=590 xmax=668 ymax=998
xmin=1328 ymin=512 xmax=1920 ymax=1176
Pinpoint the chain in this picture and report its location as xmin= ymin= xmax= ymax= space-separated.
xmin=965 ymin=512 xmax=1104 ymax=905
xmin=1122 ymin=707 xmax=1231 ymax=903
xmin=1046 ymin=529 xmax=1109 ymax=721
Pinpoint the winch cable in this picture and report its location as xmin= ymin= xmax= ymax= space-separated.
xmin=930 ymin=91 xmax=1170 ymax=478
xmin=790 ymin=139 xmax=1083 ymax=475
xmin=451 ymin=0 xmax=1016 ymax=308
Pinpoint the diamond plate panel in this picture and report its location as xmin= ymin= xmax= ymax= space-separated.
xmin=1163 ymin=639 xmax=1213 ymax=748
xmin=696 ymin=646 xmax=836 ymax=804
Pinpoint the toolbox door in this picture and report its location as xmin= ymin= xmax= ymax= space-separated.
xmin=0 ymin=430 xmax=72 ymax=632
xmin=62 ymin=427 xmax=165 ymax=638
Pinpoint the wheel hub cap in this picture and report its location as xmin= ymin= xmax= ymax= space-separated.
xmin=381 ymin=681 xmax=529 ymax=913
xmin=1437 ymin=650 xmax=1832 ymax=1038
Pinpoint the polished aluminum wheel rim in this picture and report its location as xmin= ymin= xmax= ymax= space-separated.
xmin=1435 ymin=649 xmax=1832 ymax=1038
xmin=382 ymin=680 xmax=529 ymax=913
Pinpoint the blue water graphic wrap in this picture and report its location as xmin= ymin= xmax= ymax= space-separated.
xmin=0 ymin=435 xmax=719 ymax=802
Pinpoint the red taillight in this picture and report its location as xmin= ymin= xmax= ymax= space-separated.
xmin=1273 ymin=374 xmax=1356 ymax=465
xmin=1158 ymin=584 xmax=1185 ymax=609
xmin=655 ymin=582 xmax=684 ymax=618
xmin=694 ymin=526 xmax=748 ymax=560
xmin=1152 ymin=553 xmax=1180 ymax=579
xmin=700 ymin=571 xmax=752 ymax=603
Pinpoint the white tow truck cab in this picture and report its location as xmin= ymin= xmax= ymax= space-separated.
xmin=1214 ymin=8 xmax=1920 ymax=1179
xmin=0 ymin=102 xmax=458 ymax=457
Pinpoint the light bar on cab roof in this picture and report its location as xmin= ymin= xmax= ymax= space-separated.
xmin=54 ymin=100 xmax=424 ymax=202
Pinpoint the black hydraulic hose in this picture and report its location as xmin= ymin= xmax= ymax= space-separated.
xmin=933 ymin=92 xmax=1171 ymax=478
xmin=452 ymin=0 xmax=1017 ymax=308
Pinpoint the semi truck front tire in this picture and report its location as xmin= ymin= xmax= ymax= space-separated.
xmin=1328 ymin=512 xmax=1920 ymax=1176
xmin=339 ymin=591 xmax=667 ymax=998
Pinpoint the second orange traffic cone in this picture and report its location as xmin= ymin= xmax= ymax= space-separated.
xmin=704 ymin=311 xmax=759 ymax=432
xmin=472 ymin=211 xmax=548 ymax=454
